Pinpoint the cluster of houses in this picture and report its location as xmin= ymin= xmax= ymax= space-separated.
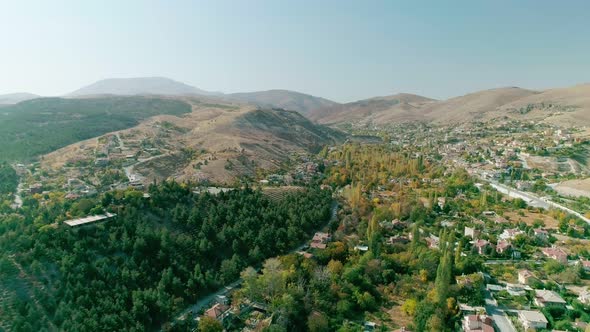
xmin=197 ymin=295 xmax=271 ymax=331
xmin=259 ymin=160 xmax=321 ymax=186
xmin=310 ymin=232 xmax=331 ymax=249
xmin=462 ymin=314 xmax=494 ymax=332
xmin=467 ymin=265 xmax=590 ymax=331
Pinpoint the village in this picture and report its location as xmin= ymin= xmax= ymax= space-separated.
xmin=5 ymin=118 xmax=590 ymax=332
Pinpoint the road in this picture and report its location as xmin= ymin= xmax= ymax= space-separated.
xmin=484 ymin=290 xmax=516 ymax=332
xmin=12 ymin=182 xmax=23 ymax=209
xmin=165 ymin=200 xmax=339 ymax=329
xmin=11 ymin=165 xmax=30 ymax=209
xmin=485 ymin=179 xmax=590 ymax=225
xmin=484 ymin=259 xmax=541 ymax=265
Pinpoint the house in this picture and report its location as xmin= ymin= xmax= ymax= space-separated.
xmin=297 ymin=251 xmax=313 ymax=259
xmin=464 ymin=226 xmax=480 ymax=239
xmin=472 ymin=239 xmax=493 ymax=255
xmin=354 ymin=245 xmax=369 ymax=252
xmin=65 ymin=192 xmax=80 ymax=200
xmin=426 ymin=234 xmax=440 ymax=249
xmin=499 ymin=228 xmax=524 ymax=240
xmin=204 ymin=303 xmax=230 ymax=320
xmin=506 ymin=283 xmax=526 ymax=296
xmin=364 ymin=321 xmax=377 ymax=331
xmin=518 ymin=269 xmax=534 ymax=285
xmin=392 ymin=327 xmax=411 ymax=332
xmin=534 ymin=289 xmax=566 ymax=308
xmin=541 ymin=247 xmax=568 ymax=264
xmin=310 ymin=232 xmax=331 ymax=249
xmin=495 ymin=240 xmax=512 ymax=254
xmin=441 ymin=220 xmax=455 ymax=228
xmin=578 ymin=259 xmax=590 ymax=272
xmin=486 ymin=284 xmax=504 ymax=292
xmin=578 ymin=289 xmax=590 ymax=304
xmin=459 ymin=303 xmax=486 ymax=314
xmin=462 ymin=314 xmax=494 ymax=332
xmin=518 ymin=310 xmax=548 ymax=330
xmin=533 ymin=228 xmax=549 ymax=240
xmin=391 ymin=219 xmax=407 ymax=230
xmin=387 ymin=235 xmax=409 ymax=245
xmin=29 ymin=183 xmax=43 ymax=194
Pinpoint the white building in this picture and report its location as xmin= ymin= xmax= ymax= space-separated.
xmin=518 ymin=310 xmax=548 ymax=330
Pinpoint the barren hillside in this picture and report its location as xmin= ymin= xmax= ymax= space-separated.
xmin=310 ymin=93 xmax=435 ymax=124
xmin=497 ymin=83 xmax=590 ymax=126
xmin=227 ymin=89 xmax=339 ymax=115
xmin=42 ymin=98 xmax=343 ymax=184
xmin=421 ymin=87 xmax=538 ymax=123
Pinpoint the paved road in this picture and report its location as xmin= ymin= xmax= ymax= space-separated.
xmin=484 ymin=259 xmax=541 ymax=265
xmin=484 ymin=290 xmax=516 ymax=332
xmin=11 ymin=166 xmax=30 ymax=209
xmin=485 ymin=179 xmax=590 ymax=225
xmin=12 ymin=182 xmax=23 ymax=209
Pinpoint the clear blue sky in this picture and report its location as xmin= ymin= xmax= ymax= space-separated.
xmin=1 ymin=0 xmax=589 ymax=102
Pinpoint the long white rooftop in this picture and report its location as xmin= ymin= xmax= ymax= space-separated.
xmin=64 ymin=212 xmax=117 ymax=227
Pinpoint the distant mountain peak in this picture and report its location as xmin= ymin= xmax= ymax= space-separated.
xmin=0 ymin=92 xmax=40 ymax=104
xmin=227 ymin=89 xmax=339 ymax=115
xmin=309 ymin=92 xmax=435 ymax=124
xmin=69 ymin=77 xmax=218 ymax=97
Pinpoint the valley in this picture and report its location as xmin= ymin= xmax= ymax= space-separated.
xmin=1 ymin=78 xmax=590 ymax=332
xmin=4 ymin=3 xmax=590 ymax=331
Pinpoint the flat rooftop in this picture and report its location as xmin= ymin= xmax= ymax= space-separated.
xmin=64 ymin=212 xmax=117 ymax=227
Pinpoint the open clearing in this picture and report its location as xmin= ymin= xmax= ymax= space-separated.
xmin=503 ymin=210 xmax=560 ymax=229
xmin=552 ymin=178 xmax=590 ymax=198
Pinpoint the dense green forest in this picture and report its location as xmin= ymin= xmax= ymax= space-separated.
xmin=0 ymin=96 xmax=191 ymax=162
xmin=0 ymin=182 xmax=332 ymax=331
xmin=0 ymin=163 xmax=18 ymax=195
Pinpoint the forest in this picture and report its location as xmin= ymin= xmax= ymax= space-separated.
xmin=0 ymin=163 xmax=18 ymax=213
xmin=0 ymin=182 xmax=332 ymax=331
xmin=217 ymin=145 xmax=482 ymax=331
xmin=0 ymin=163 xmax=18 ymax=196
xmin=0 ymin=96 xmax=191 ymax=162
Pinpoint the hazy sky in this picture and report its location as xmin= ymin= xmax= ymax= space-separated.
xmin=1 ymin=0 xmax=589 ymax=102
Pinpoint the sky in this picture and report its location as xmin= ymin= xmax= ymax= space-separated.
xmin=1 ymin=0 xmax=589 ymax=102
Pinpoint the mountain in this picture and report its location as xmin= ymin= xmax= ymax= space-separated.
xmin=0 ymin=96 xmax=192 ymax=162
xmin=39 ymin=97 xmax=344 ymax=184
xmin=421 ymin=87 xmax=539 ymax=123
xmin=497 ymin=83 xmax=590 ymax=126
xmin=69 ymin=77 xmax=218 ymax=97
xmin=0 ymin=92 xmax=39 ymax=105
xmin=227 ymin=89 xmax=339 ymax=115
xmin=310 ymin=93 xmax=435 ymax=124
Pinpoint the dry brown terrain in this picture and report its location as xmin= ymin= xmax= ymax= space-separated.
xmin=227 ymin=89 xmax=338 ymax=115
xmin=503 ymin=210 xmax=560 ymax=229
xmin=552 ymin=178 xmax=590 ymax=198
xmin=499 ymin=83 xmax=590 ymax=127
xmin=310 ymin=83 xmax=590 ymax=127
xmin=42 ymin=97 xmax=342 ymax=184
xmin=523 ymin=155 xmax=581 ymax=174
xmin=422 ymin=87 xmax=538 ymax=123
xmin=310 ymin=93 xmax=435 ymax=124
